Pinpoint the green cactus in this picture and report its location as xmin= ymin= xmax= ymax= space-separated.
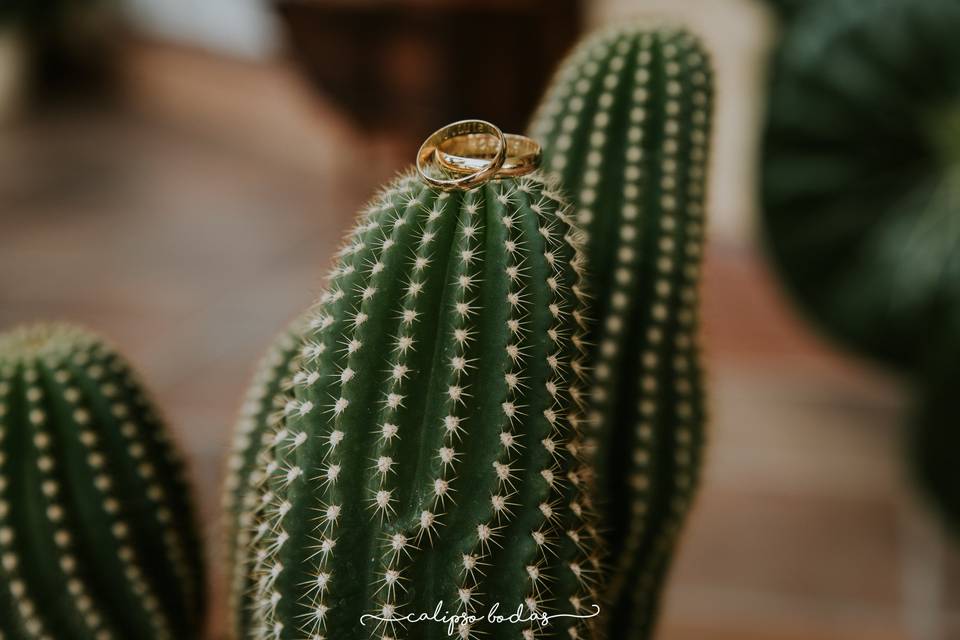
xmin=0 ymin=323 xmax=206 ymax=639
xmin=223 ymin=321 xmax=303 ymax=638
xmin=530 ymin=23 xmax=714 ymax=638
xmin=240 ymin=169 xmax=602 ymax=640
xmin=761 ymin=0 xmax=960 ymax=372
xmin=761 ymin=0 xmax=960 ymax=536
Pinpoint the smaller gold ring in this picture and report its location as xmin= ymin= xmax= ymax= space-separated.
xmin=435 ymin=133 xmax=542 ymax=179
xmin=417 ymin=120 xmax=507 ymax=191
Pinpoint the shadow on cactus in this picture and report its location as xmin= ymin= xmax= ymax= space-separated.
xmin=0 ymin=323 xmax=206 ymax=639
xmin=230 ymin=170 xmax=603 ymax=639
xmin=530 ymin=22 xmax=714 ymax=639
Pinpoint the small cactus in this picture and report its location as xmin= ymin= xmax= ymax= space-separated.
xmin=241 ymin=169 xmax=602 ymax=640
xmin=530 ymin=23 xmax=714 ymax=638
xmin=223 ymin=321 xmax=303 ymax=638
xmin=0 ymin=324 xmax=206 ymax=639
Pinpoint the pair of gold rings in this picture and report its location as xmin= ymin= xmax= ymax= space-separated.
xmin=416 ymin=120 xmax=542 ymax=191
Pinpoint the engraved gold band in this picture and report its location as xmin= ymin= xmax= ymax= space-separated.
xmin=435 ymin=133 xmax=542 ymax=179
xmin=416 ymin=120 xmax=507 ymax=191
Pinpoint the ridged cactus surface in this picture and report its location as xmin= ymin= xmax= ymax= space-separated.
xmin=530 ymin=24 xmax=714 ymax=638
xmin=0 ymin=324 xmax=206 ymax=639
xmin=223 ymin=322 xmax=303 ymax=638
xmin=244 ymin=170 xmax=602 ymax=640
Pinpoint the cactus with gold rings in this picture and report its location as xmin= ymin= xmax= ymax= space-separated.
xmin=240 ymin=168 xmax=602 ymax=640
xmin=0 ymin=323 xmax=206 ymax=640
xmin=530 ymin=23 xmax=714 ymax=638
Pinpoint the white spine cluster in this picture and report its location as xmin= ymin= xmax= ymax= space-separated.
xmin=363 ymin=184 xmax=448 ymax=638
xmin=252 ymin=175 xmax=415 ymax=640
xmin=447 ymin=185 xmax=529 ymax=639
xmin=532 ymin=179 xmax=599 ymax=640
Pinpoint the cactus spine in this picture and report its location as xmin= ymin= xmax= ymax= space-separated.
xmin=223 ymin=322 xmax=303 ymax=638
xmin=243 ymin=170 xmax=601 ymax=640
xmin=530 ymin=24 xmax=714 ymax=638
xmin=0 ymin=324 xmax=206 ymax=639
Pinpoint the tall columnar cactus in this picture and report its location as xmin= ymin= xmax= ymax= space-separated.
xmin=0 ymin=324 xmax=206 ymax=639
xmin=223 ymin=321 xmax=303 ymax=637
xmin=530 ymin=23 xmax=714 ymax=638
xmin=241 ymin=169 xmax=602 ymax=640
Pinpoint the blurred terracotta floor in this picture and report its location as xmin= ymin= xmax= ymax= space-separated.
xmin=1 ymin=46 xmax=958 ymax=640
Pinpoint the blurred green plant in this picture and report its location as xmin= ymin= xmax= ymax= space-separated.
xmin=0 ymin=324 xmax=206 ymax=639
xmin=762 ymin=0 xmax=960 ymax=533
xmin=763 ymin=0 xmax=960 ymax=372
xmin=531 ymin=22 xmax=714 ymax=639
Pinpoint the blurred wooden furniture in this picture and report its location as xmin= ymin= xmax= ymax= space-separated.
xmin=274 ymin=0 xmax=583 ymax=146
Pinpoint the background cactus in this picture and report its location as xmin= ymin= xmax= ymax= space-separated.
xmin=530 ymin=23 xmax=714 ymax=638
xmin=241 ymin=169 xmax=602 ymax=640
xmin=0 ymin=323 xmax=206 ymax=639
xmin=223 ymin=320 xmax=303 ymax=638
xmin=761 ymin=0 xmax=960 ymax=535
xmin=762 ymin=0 xmax=960 ymax=372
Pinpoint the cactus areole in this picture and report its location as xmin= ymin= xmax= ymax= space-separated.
xmin=0 ymin=324 xmax=206 ymax=640
xmin=242 ymin=169 xmax=602 ymax=640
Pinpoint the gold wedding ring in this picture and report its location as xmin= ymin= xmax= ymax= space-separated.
xmin=417 ymin=120 xmax=507 ymax=191
xmin=435 ymin=133 xmax=542 ymax=179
